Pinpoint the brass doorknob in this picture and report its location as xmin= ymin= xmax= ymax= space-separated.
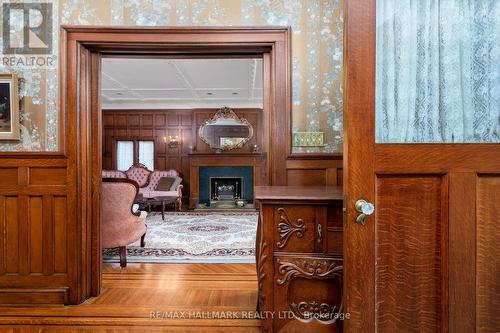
xmin=354 ymin=199 xmax=374 ymax=225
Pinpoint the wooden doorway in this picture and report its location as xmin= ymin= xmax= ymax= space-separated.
xmin=344 ymin=1 xmax=500 ymax=332
xmin=61 ymin=26 xmax=291 ymax=302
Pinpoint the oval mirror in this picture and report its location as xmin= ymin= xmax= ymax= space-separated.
xmin=199 ymin=107 xmax=253 ymax=151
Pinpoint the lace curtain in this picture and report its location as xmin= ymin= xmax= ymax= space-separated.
xmin=138 ymin=141 xmax=154 ymax=171
xmin=116 ymin=141 xmax=134 ymax=171
xmin=376 ymin=0 xmax=500 ymax=143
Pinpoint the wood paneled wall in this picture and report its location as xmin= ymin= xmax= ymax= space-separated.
xmin=102 ymin=109 xmax=262 ymax=200
xmin=0 ymin=157 xmax=71 ymax=304
xmin=103 ymin=109 xmax=343 ymax=199
xmin=285 ymin=155 xmax=343 ymax=187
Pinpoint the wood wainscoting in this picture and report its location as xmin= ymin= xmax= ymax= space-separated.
xmin=0 ymin=155 xmax=74 ymax=304
xmin=286 ymin=154 xmax=343 ymax=187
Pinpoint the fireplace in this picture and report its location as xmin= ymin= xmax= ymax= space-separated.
xmin=210 ymin=177 xmax=242 ymax=202
xmin=197 ymin=166 xmax=254 ymax=208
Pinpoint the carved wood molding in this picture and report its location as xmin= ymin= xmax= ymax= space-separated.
xmin=257 ymin=241 xmax=268 ymax=308
xmin=290 ymin=301 xmax=343 ymax=324
xmin=276 ymin=258 xmax=343 ymax=285
xmin=276 ymin=208 xmax=307 ymax=248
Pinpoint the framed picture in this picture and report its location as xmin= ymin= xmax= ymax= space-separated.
xmin=0 ymin=74 xmax=20 ymax=140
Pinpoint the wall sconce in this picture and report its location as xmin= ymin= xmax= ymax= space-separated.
xmin=163 ymin=135 xmax=180 ymax=148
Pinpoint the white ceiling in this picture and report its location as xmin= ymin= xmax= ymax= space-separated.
xmin=101 ymin=58 xmax=263 ymax=109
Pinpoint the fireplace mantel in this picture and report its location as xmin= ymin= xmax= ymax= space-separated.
xmin=188 ymin=153 xmax=267 ymax=208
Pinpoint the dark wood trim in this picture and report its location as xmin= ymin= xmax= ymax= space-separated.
xmin=343 ymin=0 xmax=376 ymax=331
xmin=254 ymin=185 xmax=343 ymax=201
xmin=287 ymin=153 xmax=343 ymax=160
xmin=89 ymin=51 xmax=102 ymax=298
xmin=102 ymin=53 xmax=265 ymax=59
xmin=375 ymin=144 xmax=500 ymax=172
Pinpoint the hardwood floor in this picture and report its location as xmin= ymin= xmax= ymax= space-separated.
xmin=0 ymin=263 xmax=261 ymax=332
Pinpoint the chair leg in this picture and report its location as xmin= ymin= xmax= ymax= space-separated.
xmin=177 ymin=197 xmax=182 ymax=212
xmin=119 ymin=246 xmax=127 ymax=268
xmin=140 ymin=232 xmax=146 ymax=247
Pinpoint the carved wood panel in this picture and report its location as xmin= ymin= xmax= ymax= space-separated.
xmin=273 ymin=206 xmax=325 ymax=253
xmin=273 ymin=255 xmax=343 ymax=333
xmin=375 ymin=175 xmax=446 ymax=332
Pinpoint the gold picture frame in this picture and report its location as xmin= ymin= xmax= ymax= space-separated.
xmin=0 ymin=74 xmax=20 ymax=140
xmin=198 ymin=107 xmax=254 ymax=151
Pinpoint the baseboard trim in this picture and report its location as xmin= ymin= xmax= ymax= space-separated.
xmin=0 ymin=287 xmax=69 ymax=305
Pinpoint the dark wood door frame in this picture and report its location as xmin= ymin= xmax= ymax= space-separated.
xmin=61 ymin=26 xmax=291 ymax=302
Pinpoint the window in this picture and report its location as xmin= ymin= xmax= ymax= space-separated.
xmin=376 ymin=0 xmax=500 ymax=143
xmin=116 ymin=140 xmax=155 ymax=171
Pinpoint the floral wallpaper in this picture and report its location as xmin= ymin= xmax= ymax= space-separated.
xmin=0 ymin=0 xmax=343 ymax=153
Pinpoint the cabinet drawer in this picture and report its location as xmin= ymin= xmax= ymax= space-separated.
xmin=272 ymin=205 xmax=326 ymax=253
xmin=273 ymin=254 xmax=343 ymax=333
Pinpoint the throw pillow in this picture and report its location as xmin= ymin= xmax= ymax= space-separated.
xmin=170 ymin=176 xmax=182 ymax=191
xmin=156 ymin=177 xmax=175 ymax=191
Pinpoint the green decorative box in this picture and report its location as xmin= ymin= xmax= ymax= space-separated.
xmin=292 ymin=132 xmax=325 ymax=147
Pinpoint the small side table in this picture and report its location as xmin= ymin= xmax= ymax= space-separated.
xmin=134 ymin=193 xmax=151 ymax=211
xmin=149 ymin=196 xmax=177 ymax=221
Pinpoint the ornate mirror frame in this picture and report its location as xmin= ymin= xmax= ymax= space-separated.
xmin=198 ymin=106 xmax=254 ymax=151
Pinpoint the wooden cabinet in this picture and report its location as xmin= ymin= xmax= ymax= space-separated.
xmin=255 ymin=186 xmax=344 ymax=333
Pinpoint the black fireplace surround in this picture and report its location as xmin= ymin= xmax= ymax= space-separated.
xmin=199 ymin=166 xmax=253 ymax=205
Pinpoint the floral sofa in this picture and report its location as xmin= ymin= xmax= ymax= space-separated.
xmin=102 ymin=164 xmax=183 ymax=211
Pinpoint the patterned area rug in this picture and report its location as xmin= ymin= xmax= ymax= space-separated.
xmin=102 ymin=211 xmax=258 ymax=263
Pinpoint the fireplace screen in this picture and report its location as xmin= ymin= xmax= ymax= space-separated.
xmin=210 ymin=177 xmax=243 ymax=202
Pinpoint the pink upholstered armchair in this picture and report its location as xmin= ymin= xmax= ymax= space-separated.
xmin=101 ymin=178 xmax=147 ymax=268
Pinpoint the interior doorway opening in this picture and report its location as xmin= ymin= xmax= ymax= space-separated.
xmin=96 ymin=54 xmax=267 ymax=318
xmin=99 ymin=55 xmax=264 ymax=269
xmin=61 ymin=26 xmax=290 ymax=310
